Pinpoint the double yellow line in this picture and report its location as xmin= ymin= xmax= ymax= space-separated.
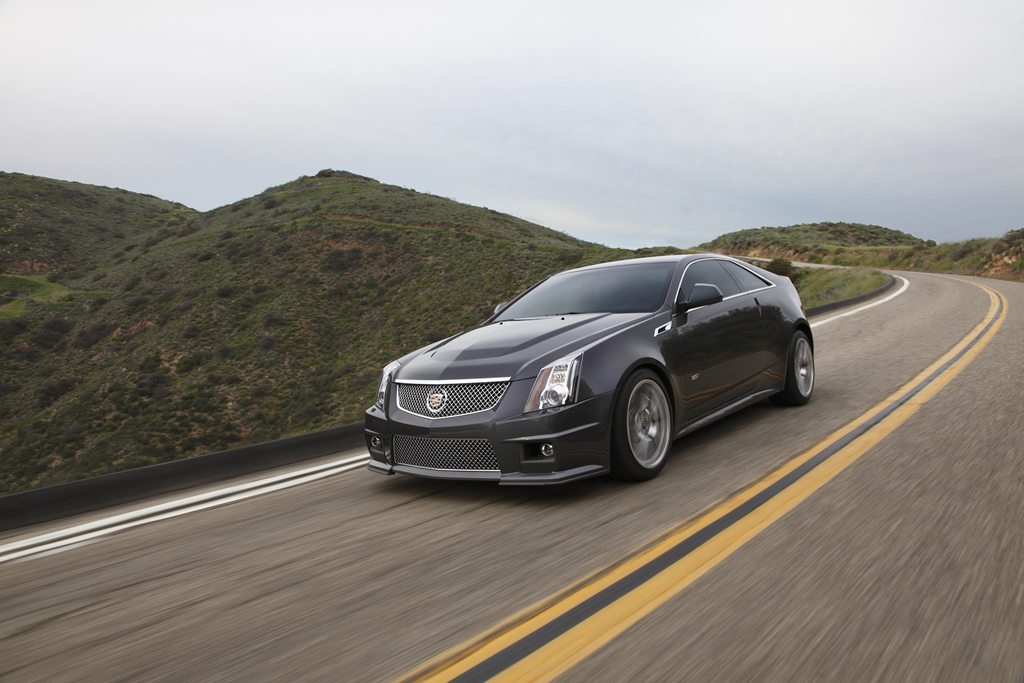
xmin=402 ymin=282 xmax=1008 ymax=683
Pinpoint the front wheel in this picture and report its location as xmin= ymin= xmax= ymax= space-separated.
xmin=771 ymin=330 xmax=814 ymax=406
xmin=611 ymin=370 xmax=672 ymax=481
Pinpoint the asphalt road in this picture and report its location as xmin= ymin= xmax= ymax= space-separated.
xmin=1 ymin=272 xmax=1022 ymax=682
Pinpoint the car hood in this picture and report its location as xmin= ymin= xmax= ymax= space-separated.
xmin=395 ymin=312 xmax=653 ymax=382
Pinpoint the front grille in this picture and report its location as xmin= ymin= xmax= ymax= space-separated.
xmin=397 ymin=381 xmax=510 ymax=419
xmin=393 ymin=436 xmax=499 ymax=471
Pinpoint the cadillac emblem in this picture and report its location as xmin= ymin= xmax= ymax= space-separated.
xmin=426 ymin=388 xmax=449 ymax=414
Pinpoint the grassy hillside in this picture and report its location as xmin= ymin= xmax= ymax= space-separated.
xmin=703 ymin=221 xmax=1024 ymax=282
xmin=0 ymin=172 xmax=196 ymax=271
xmin=700 ymin=222 xmax=924 ymax=256
xmin=757 ymin=261 xmax=889 ymax=310
xmin=825 ymin=232 xmax=1024 ymax=280
xmin=0 ymin=275 xmax=76 ymax=318
xmin=0 ymin=170 xmax=680 ymax=494
xmin=194 ymin=170 xmax=592 ymax=249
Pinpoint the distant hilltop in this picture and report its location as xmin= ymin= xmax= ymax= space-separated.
xmin=699 ymin=222 xmax=926 ymax=257
xmin=699 ymin=221 xmax=1023 ymax=281
xmin=0 ymin=169 xmax=594 ymax=274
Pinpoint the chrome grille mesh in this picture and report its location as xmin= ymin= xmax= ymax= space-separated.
xmin=397 ymin=381 xmax=510 ymax=419
xmin=393 ymin=436 xmax=499 ymax=471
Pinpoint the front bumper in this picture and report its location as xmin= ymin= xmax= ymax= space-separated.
xmin=364 ymin=379 xmax=614 ymax=485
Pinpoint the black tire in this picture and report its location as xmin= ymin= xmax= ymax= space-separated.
xmin=611 ymin=369 xmax=672 ymax=481
xmin=770 ymin=330 xmax=814 ymax=406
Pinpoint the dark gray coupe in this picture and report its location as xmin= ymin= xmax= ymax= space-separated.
xmin=364 ymin=254 xmax=813 ymax=484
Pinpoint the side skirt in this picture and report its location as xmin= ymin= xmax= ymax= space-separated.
xmin=674 ymin=388 xmax=778 ymax=440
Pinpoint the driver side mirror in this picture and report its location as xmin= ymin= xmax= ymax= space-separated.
xmin=675 ymin=283 xmax=724 ymax=314
xmin=494 ymin=302 xmax=509 ymax=315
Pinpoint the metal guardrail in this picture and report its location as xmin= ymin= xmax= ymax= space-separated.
xmin=805 ymin=274 xmax=896 ymax=317
xmin=0 ymin=422 xmax=366 ymax=532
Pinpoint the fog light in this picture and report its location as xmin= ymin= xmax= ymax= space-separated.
xmin=540 ymin=443 xmax=554 ymax=458
xmin=370 ymin=435 xmax=382 ymax=448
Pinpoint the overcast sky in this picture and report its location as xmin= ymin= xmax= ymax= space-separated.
xmin=1 ymin=0 xmax=1022 ymax=248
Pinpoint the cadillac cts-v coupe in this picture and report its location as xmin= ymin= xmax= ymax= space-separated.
xmin=365 ymin=254 xmax=813 ymax=484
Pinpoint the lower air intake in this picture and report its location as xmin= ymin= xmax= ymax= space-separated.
xmin=393 ymin=436 xmax=499 ymax=471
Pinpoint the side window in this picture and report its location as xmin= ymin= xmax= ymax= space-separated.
xmin=678 ymin=260 xmax=742 ymax=301
xmin=722 ymin=261 xmax=770 ymax=293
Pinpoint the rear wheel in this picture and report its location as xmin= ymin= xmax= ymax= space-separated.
xmin=611 ymin=370 xmax=672 ymax=481
xmin=771 ymin=330 xmax=814 ymax=406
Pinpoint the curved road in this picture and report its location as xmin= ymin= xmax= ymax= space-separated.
xmin=1 ymin=272 xmax=1022 ymax=681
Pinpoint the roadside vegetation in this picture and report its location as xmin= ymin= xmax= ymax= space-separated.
xmin=760 ymin=259 xmax=889 ymax=310
xmin=703 ymin=222 xmax=1024 ymax=282
xmin=0 ymin=275 xmax=76 ymax=318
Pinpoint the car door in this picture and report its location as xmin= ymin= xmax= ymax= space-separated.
xmin=719 ymin=260 xmax=783 ymax=371
xmin=660 ymin=259 xmax=764 ymax=421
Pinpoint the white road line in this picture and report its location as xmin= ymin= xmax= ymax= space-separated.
xmin=811 ymin=275 xmax=909 ymax=328
xmin=0 ymin=453 xmax=371 ymax=564
xmin=12 ymin=539 xmax=98 ymax=563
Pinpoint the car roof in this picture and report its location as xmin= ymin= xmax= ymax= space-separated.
xmin=565 ymin=253 xmax=733 ymax=274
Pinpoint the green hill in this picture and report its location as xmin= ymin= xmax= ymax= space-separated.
xmin=194 ymin=170 xmax=592 ymax=249
xmin=0 ymin=172 xmax=196 ymax=271
xmin=0 ymin=170 xmax=680 ymax=493
xmin=699 ymin=222 xmax=925 ymax=258
xmin=701 ymin=219 xmax=1024 ymax=280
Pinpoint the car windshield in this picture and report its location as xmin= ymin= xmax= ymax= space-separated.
xmin=495 ymin=262 xmax=676 ymax=320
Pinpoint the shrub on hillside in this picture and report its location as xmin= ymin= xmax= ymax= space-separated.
xmin=74 ymin=323 xmax=118 ymax=349
xmin=139 ymin=354 xmax=162 ymax=373
xmin=177 ymin=351 xmax=208 ymax=373
xmin=950 ymin=242 xmax=978 ymax=261
xmin=33 ymin=318 xmax=73 ymax=348
xmin=237 ymin=294 xmax=258 ymax=311
xmin=0 ymin=318 xmax=28 ymax=342
xmin=323 ymin=248 xmax=361 ymax=273
xmin=38 ymin=378 xmax=75 ymax=407
xmin=144 ymin=229 xmax=174 ymax=248
xmin=262 ymin=312 xmax=287 ymax=329
xmin=156 ymin=287 xmax=181 ymax=303
xmin=765 ymin=259 xmax=794 ymax=278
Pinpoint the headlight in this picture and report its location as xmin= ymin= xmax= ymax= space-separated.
xmin=525 ymin=353 xmax=582 ymax=412
xmin=375 ymin=360 xmax=401 ymax=410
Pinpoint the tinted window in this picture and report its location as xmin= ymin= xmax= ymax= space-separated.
xmin=496 ymin=262 xmax=676 ymax=319
xmin=722 ymin=261 xmax=770 ymax=292
xmin=678 ymin=260 xmax=741 ymax=301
